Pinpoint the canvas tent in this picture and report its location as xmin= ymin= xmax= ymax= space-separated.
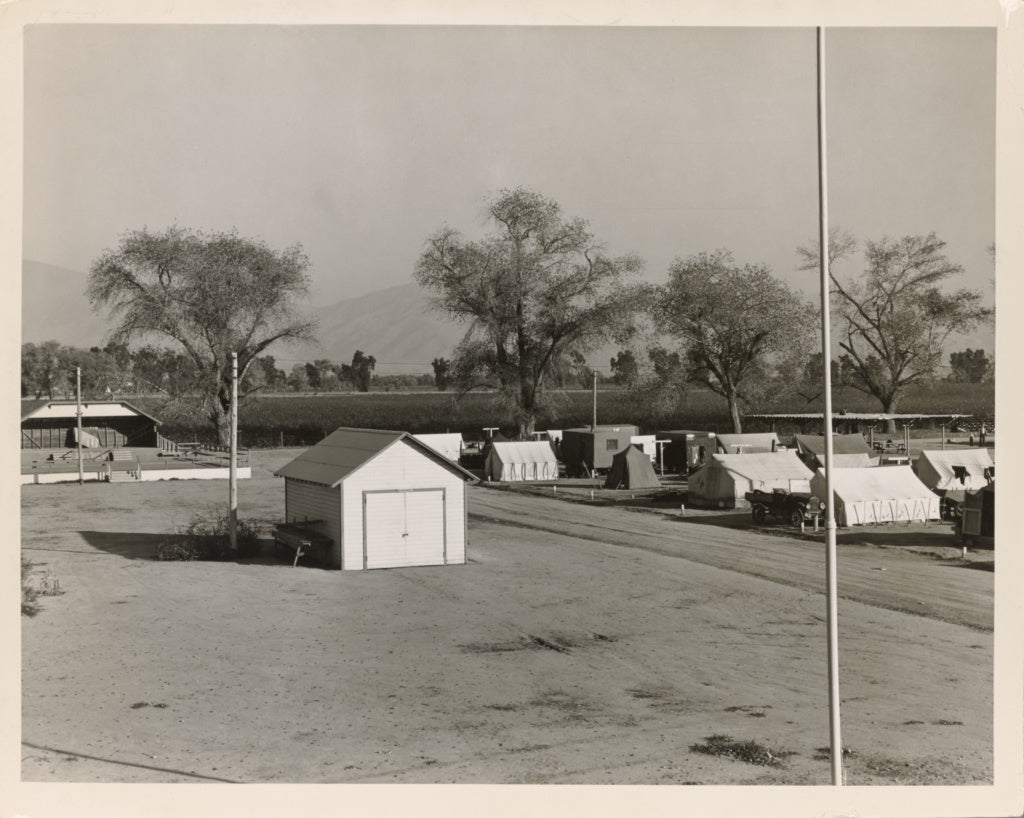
xmin=411 ymin=433 xmax=463 ymax=464
xmin=484 ymin=441 xmax=559 ymax=482
xmin=912 ymin=449 xmax=994 ymax=493
xmin=810 ymin=466 xmax=939 ymax=526
xmin=793 ymin=434 xmax=878 ymax=468
xmin=604 ymin=446 xmax=661 ymax=489
xmin=715 ymin=433 xmax=781 ymax=454
xmin=686 ymin=451 xmax=813 ymax=508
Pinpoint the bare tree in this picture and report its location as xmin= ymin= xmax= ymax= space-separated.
xmin=88 ymin=227 xmax=316 ymax=443
xmin=654 ymin=250 xmax=814 ymax=432
xmin=415 ymin=187 xmax=643 ymax=437
xmin=798 ymin=231 xmax=993 ymax=430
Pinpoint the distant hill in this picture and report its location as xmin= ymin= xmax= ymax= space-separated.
xmin=288 ymin=282 xmax=468 ymax=373
xmin=22 ymin=260 xmax=110 ymax=347
xmin=20 ymin=262 xmax=470 ymax=371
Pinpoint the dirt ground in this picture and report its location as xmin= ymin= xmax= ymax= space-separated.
xmin=20 ymin=449 xmax=993 ymax=785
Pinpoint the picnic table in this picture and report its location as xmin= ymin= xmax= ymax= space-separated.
xmin=873 ymin=440 xmax=907 ymax=454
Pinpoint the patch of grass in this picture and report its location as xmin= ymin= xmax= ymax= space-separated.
xmin=460 ymin=640 xmax=530 ymax=654
xmin=690 ymin=734 xmax=793 ymax=767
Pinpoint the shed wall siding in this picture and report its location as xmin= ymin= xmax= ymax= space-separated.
xmin=285 ymin=479 xmax=342 ymax=567
xmin=341 ymin=440 xmax=466 ymax=570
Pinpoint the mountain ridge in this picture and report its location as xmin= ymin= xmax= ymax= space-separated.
xmin=20 ymin=260 xmax=468 ymax=372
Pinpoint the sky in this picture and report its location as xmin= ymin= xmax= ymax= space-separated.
xmin=22 ymin=23 xmax=996 ymax=337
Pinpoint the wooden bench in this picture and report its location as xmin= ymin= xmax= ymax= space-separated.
xmin=273 ymin=522 xmax=332 ymax=567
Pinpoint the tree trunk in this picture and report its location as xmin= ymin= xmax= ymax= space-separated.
xmin=881 ymin=395 xmax=899 ymax=435
xmin=212 ymin=405 xmax=231 ymax=447
xmin=517 ymin=377 xmax=537 ymax=439
xmin=727 ymin=393 xmax=743 ymax=433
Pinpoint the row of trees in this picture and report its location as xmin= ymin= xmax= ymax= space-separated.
xmin=70 ymin=192 xmax=991 ymax=444
xmin=21 ymin=343 xmax=443 ymax=401
xmin=415 ymin=188 xmax=992 ymax=435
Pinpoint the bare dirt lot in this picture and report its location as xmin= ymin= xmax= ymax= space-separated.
xmin=21 ymin=450 xmax=992 ymax=785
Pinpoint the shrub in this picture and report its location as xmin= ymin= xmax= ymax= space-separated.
xmin=157 ymin=509 xmax=262 ymax=561
xmin=22 ymin=556 xmax=39 ymax=616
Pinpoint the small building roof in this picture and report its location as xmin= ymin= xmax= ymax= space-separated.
xmin=716 ymin=432 xmax=780 ymax=453
xmin=793 ymin=433 xmax=873 ymax=456
xmin=21 ymin=400 xmax=161 ymax=425
xmin=747 ymin=412 xmax=967 ymax=422
xmin=275 ymin=427 xmax=477 ymax=488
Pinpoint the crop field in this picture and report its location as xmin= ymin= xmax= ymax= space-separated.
xmin=130 ymin=381 xmax=995 ymax=448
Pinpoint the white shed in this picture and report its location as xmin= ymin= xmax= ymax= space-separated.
xmin=274 ymin=428 xmax=477 ymax=570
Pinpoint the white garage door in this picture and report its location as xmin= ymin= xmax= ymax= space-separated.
xmin=363 ymin=489 xmax=446 ymax=569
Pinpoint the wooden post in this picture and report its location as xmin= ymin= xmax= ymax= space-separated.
xmin=229 ymin=353 xmax=238 ymax=552
xmin=76 ymin=367 xmax=84 ymax=485
xmin=592 ymin=370 xmax=597 ymax=431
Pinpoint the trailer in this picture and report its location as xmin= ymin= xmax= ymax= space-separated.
xmin=560 ymin=425 xmax=639 ymax=477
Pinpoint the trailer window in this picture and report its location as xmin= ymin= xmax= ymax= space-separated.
xmin=606 ymin=438 xmax=619 ymax=451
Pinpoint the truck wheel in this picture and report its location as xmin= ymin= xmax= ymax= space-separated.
xmin=752 ymin=505 xmax=767 ymax=523
xmin=790 ymin=508 xmax=806 ymax=527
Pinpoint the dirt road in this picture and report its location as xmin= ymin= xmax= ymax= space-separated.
xmin=468 ymin=488 xmax=993 ymax=631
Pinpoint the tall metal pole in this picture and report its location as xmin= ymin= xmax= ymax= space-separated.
xmin=592 ymin=370 xmax=597 ymax=431
xmin=817 ymin=25 xmax=843 ymax=786
xmin=229 ymin=352 xmax=238 ymax=552
xmin=76 ymin=367 xmax=84 ymax=485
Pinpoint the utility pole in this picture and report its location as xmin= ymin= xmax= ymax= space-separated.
xmin=76 ymin=367 xmax=84 ymax=485
xmin=817 ymin=25 xmax=843 ymax=786
xmin=229 ymin=352 xmax=238 ymax=552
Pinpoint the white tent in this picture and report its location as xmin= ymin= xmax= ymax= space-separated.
xmin=484 ymin=441 xmax=559 ymax=482
xmin=810 ymin=466 xmax=940 ymax=526
xmin=630 ymin=434 xmax=657 ymax=462
xmin=686 ymin=451 xmax=813 ymax=508
xmin=411 ymin=433 xmax=464 ymax=464
xmin=912 ymin=449 xmax=994 ymax=492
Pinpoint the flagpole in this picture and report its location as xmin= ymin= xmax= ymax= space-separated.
xmin=817 ymin=25 xmax=843 ymax=786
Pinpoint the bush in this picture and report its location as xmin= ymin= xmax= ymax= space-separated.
xmin=22 ymin=556 xmax=39 ymax=616
xmin=22 ymin=558 xmax=63 ymax=615
xmin=157 ymin=509 xmax=262 ymax=561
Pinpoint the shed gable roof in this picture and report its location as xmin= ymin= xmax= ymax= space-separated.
xmin=275 ymin=427 xmax=477 ymax=487
xmin=794 ymin=433 xmax=873 ymax=456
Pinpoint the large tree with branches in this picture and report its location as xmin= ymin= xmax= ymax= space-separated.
xmin=798 ymin=230 xmax=992 ymax=431
xmin=88 ymin=227 xmax=316 ymax=443
xmin=415 ymin=188 xmax=643 ymax=437
xmin=654 ymin=250 xmax=814 ymax=432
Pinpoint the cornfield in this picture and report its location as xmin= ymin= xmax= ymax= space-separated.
xmin=133 ymin=381 xmax=994 ymax=448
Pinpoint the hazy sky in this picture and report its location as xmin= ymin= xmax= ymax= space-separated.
xmin=23 ymin=25 xmax=995 ymax=322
